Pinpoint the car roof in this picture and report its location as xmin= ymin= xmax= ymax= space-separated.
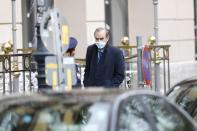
xmin=166 ymin=76 xmax=197 ymax=96
xmin=0 ymin=88 xmax=146 ymax=106
xmin=39 ymin=87 xmax=147 ymax=103
xmin=173 ymin=76 xmax=197 ymax=87
xmin=0 ymin=88 xmax=148 ymax=114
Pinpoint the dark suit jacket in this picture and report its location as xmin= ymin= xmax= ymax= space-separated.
xmin=83 ymin=44 xmax=125 ymax=87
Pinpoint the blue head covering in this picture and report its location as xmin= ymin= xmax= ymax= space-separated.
xmin=66 ymin=37 xmax=78 ymax=53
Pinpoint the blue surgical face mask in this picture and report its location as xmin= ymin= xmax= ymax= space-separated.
xmin=95 ymin=42 xmax=106 ymax=49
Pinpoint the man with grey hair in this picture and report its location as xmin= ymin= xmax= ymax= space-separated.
xmin=83 ymin=27 xmax=125 ymax=87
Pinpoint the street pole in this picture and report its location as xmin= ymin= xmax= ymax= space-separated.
xmin=137 ymin=36 xmax=144 ymax=88
xmin=11 ymin=0 xmax=19 ymax=93
xmin=33 ymin=0 xmax=53 ymax=90
xmin=153 ymin=0 xmax=161 ymax=92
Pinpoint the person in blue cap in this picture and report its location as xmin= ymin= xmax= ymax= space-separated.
xmin=64 ymin=37 xmax=81 ymax=88
xmin=66 ymin=37 xmax=78 ymax=56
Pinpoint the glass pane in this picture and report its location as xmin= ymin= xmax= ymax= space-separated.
xmin=0 ymin=102 xmax=110 ymax=131
xmin=168 ymin=85 xmax=186 ymax=101
xmin=142 ymin=95 xmax=193 ymax=131
xmin=118 ymin=98 xmax=152 ymax=131
xmin=117 ymin=95 xmax=194 ymax=131
xmin=177 ymin=86 xmax=197 ymax=115
xmin=168 ymin=85 xmax=197 ymax=117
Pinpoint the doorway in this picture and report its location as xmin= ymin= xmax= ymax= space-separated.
xmin=105 ymin=0 xmax=128 ymax=46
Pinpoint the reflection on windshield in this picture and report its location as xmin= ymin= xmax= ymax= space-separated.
xmin=0 ymin=102 xmax=110 ymax=131
xmin=142 ymin=96 xmax=190 ymax=131
xmin=118 ymin=97 xmax=151 ymax=131
xmin=118 ymin=95 xmax=193 ymax=131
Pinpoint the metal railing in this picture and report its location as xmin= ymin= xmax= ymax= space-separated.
xmin=117 ymin=45 xmax=138 ymax=88
xmin=0 ymin=44 xmax=170 ymax=94
xmin=0 ymin=47 xmax=37 ymax=94
xmin=149 ymin=45 xmax=171 ymax=94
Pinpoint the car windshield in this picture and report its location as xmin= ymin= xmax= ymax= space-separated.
xmin=0 ymin=101 xmax=110 ymax=131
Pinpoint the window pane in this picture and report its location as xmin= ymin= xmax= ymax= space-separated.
xmin=142 ymin=95 xmax=193 ymax=131
xmin=118 ymin=98 xmax=151 ymax=131
xmin=117 ymin=95 xmax=194 ymax=131
xmin=0 ymin=102 xmax=110 ymax=131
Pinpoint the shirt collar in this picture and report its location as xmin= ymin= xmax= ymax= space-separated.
xmin=98 ymin=48 xmax=104 ymax=53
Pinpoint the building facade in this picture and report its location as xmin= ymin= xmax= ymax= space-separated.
xmin=0 ymin=0 xmax=196 ymax=88
xmin=0 ymin=0 xmax=195 ymax=62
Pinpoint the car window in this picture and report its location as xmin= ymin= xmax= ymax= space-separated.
xmin=168 ymin=85 xmax=186 ymax=101
xmin=118 ymin=96 xmax=152 ymax=131
xmin=0 ymin=101 xmax=110 ymax=131
xmin=168 ymin=85 xmax=197 ymax=117
xmin=117 ymin=95 xmax=195 ymax=131
xmin=177 ymin=86 xmax=197 ymax=114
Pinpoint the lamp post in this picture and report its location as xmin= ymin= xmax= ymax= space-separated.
xmin=11 ymin=0 xmax=20 ymax=92
xmin=153 ymin=0 xmax=161 ymax=92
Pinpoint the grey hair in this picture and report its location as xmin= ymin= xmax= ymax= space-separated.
xmin=94 ymin=27 xmax=109 ymax=37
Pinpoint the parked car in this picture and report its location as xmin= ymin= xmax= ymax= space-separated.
xmin=166 ymin=77 xmax=197 ymax=121
xmin=0 ymin=88 xmax=196 ymax=131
